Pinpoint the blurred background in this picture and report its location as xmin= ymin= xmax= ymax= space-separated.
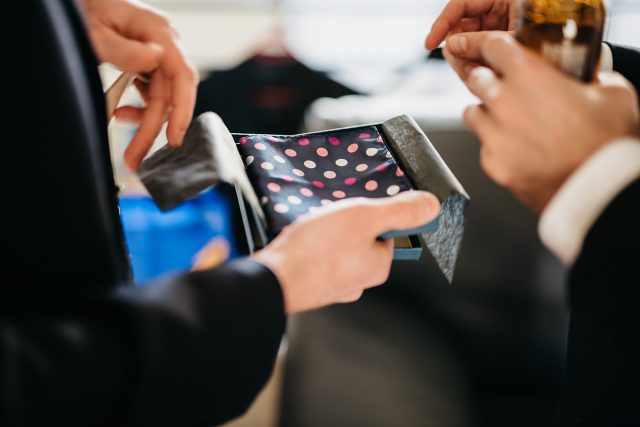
xmin=105 ymin=1 xmax=640 ymax=426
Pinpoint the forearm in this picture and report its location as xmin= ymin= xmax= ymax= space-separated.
xmin=559 ymin=179 xmax=640 ymax=425
xmin=1 ymin=259 xmax=286 ymax=427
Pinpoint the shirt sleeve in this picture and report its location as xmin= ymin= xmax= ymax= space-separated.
xmin=538 ymin=138 xmax=640 ymax=265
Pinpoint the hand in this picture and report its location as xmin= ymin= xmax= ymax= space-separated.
xmin=80 ymin=0 xmax=198 ymax=170
xmin=252 ymin=191 xmax=441 ymax=314
xmin=426 ymin=0 xmax=517 ymax=81
xmin=461 ymin=33 xmax=640 ymax=213
xmin=425 ymin=0 xmax=517 ymax=51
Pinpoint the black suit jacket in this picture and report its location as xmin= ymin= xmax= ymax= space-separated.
xmin=2 ymin=2 xmax=285 ymax=426
xmin=607 ymin=43 xmax=640 ymax=99
xmin=559 ymin=44 xmax=640 ymax=426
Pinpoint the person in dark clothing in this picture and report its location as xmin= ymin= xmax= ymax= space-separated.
xmin=1 ymin=1 xmax=440 ymax=426
xmin=427 ymin=2 xmax=640 ymax=425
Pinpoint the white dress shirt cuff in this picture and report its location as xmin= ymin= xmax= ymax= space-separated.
xmin=538 ymin=138 xmax=640 ymax=265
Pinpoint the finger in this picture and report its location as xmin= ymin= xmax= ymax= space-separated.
xmin=165 ymin=62 xmax=197 ymax=148
xmin=443 ymin=45 xmax=483 ymax=81
xmin=368 ymin=191 xmax=441 ymax=237
xmin=446 ymin=30 xmax=508 ymax=59
xmin=463 ymin=104 xmax=500 ymax=143
xmin=113 ymin=106 xmax=144 ymax=124
xmin=465 ymin=66 xmax=503 ymax=108
xmin=124 ymin=71 xmax=170 ymax=171
xmin=146 ymin=28 xmax=197 ymax=147
xmin=134 ymin=79 xmax=151 ymax=103
xmin=426 ymin=0 xmax=496 ymax=50
xmin=93 ymin=26 xmax=164 ymax=73
xmin=481 ymin=32 xmax=528 ymax=78
xmin=459 ymin=17 xmax=483 ymax=33
xmin=129 ymin=14 xmax=198 ymax=147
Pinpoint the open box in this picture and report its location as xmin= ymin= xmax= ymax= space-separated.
xmin=138 ymin=113 xmax=469 ymax=282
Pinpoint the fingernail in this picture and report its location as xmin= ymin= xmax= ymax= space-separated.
xmin=448 ymin=35 xmax=467 ymax=54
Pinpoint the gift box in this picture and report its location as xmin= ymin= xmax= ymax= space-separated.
xmin=138 ymin=113 xmax=469 ymax=282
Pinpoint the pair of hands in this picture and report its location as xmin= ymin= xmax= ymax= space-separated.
xmin=426 ymin=0 xmax=640 ymax=213
xmin=82 ymin=0 xmax=441 ymax=314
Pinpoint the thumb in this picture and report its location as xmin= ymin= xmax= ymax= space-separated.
xmin=369 ymin=191 xmax=441 ymax=237
xmin=95 ymin=27 xmax=164 ymax=73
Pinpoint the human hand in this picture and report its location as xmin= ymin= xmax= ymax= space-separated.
xmin=81 ymin=0 xmax=198 ymax=170
xmin=425 ymin=0 xmax=517 ymax=51
xmin=252 ymin=191 xmax=440 ymax=314
xmin=461 ymin=33 xmax=640 ymax=213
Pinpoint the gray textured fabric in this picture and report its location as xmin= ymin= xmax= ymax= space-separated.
xmin=382 ymin=115 xmax=470 ymax=283
xmin=138 ymin=112 xmax=264 ymax=219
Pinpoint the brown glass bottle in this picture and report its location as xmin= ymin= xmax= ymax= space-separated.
xmin=515 ymin=0 xmax=606 ymax=82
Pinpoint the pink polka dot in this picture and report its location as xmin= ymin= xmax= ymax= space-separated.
xmin=347 ymin=143 xmax=359 ymax=153
xmin=239 ymin=137 xmax=249 ymax=144
xmin=377 ymin=135 xmax=384 ymax=143
xmin=255 ymin=143 xmax=267 ymax=150
xmin=359 ymin=133 xmax=371 ymax=139
xmin=344 ymin=177 xmax=356 ymax=185
xmin=285 ymin=149 xmax=297 ymax=157
xmin=328 ymin=137 xmax=340 ymax=146
xmin=267 ymin=183 xmax=281 ymax=192
xmin=365 ymin=180 xmax=378 ymax=191
xmin=332 ymin=190 xmax=346 ymax=199
xmin=396 ymin=168 xmax=405 ymax=177
xmin=268 ymin=136 xmax=280 ymax=142
xmin=281 ymin=175 xmax=293 ymax=183
xmin=298 ymin=138 xmax=310 ymax=146
xmin=316 ymin=147 xmax=328 ymax=157
xmin=375 ymin=163 xmax=388 ymax=171
xmin=312 ymin=180 xmax=325 ymax=189
xmin=300 ymin=188 xmax=314 ymax=197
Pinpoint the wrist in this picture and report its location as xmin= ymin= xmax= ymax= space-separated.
xmin=251 ymin=249 xmax=295 ymax=315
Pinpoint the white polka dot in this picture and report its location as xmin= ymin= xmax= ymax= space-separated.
xmin=293 ymin=168 xmax=305 ymax=177
xmin=335 ymin=158 xmax=348 ymax=167
xmin=366 ymin=148 xmax=378 ymax=157
xmin=245 ymin=156 xmax=254 ymax=166
xmin=324 ymin=171 xmax=337 ymax=179
xmin=274 ymin=204 xmax=290 ymax=213
xmin=274 ymin=155 xmax=285 ymax=164
xmin=260 ymin=196 xmax=269 ymax=205
xmin=356 ymin=163 xmax=368 ymax=172
xmin=304 ymin=160 xmax=316 ymax=169
xmin=261 ymin=162 xmax=274 ymax=170
xmin=385 ymin=151 xmax=393 ymax=159
xmin=288 ymin=196 xmax=302 ymax=205
xmin=386 ymin=185 xmax=401 ymax=196
xmin=321 ymin=199 xmax=333 ymax=206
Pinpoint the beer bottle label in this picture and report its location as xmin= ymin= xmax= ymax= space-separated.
xmin=541 ymin=41 xmax=588 ymax=80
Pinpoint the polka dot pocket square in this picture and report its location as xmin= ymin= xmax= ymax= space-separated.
xmin=139 ymin=113 xmax=469 ymax=282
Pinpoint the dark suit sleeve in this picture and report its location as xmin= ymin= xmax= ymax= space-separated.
xmin=558 ymin=179 xmax=640 ymax=426
xmin=1 ymin=259 xmax=286 ymax=427
xmin=606 ymin=43 xmax=640 ymax=101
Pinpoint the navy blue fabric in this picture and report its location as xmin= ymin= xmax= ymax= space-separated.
xmin=236 ymin=126 xmax=414 ymax=237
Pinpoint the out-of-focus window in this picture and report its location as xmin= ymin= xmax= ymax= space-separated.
xmin=607 ymin=0 xmax=640 ymax=47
